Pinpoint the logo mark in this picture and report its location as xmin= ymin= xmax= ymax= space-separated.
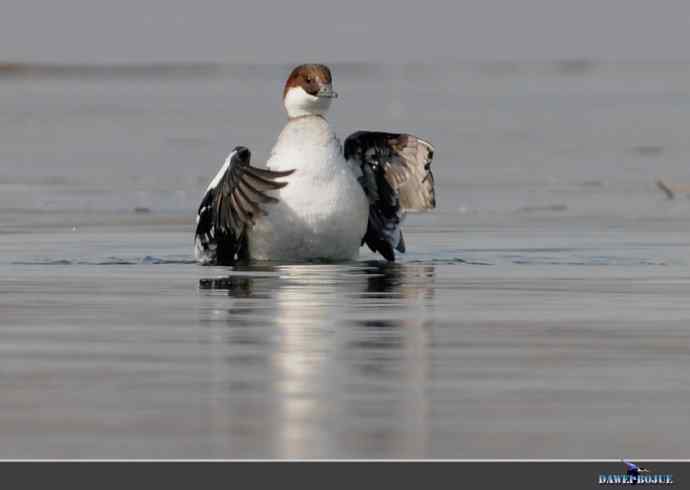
xmin=597 ymin=460 xmax=674 ymax=485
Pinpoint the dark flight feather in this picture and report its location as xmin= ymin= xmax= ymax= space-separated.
xmin=194 ymin=146 xmax=294 ymax=265
xmin=344 ymin=131 xmax=435 ymax=262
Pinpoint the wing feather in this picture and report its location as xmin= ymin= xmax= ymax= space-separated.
xmin=193 ymin=146 xmax=294 ymax=265
xmin=245 ymin=167 xmax=295 ymax=180
xmin=238 ymin=179 xmax=279 ymax=204
xmin=344 ymin=131 xmax=435 ymax=261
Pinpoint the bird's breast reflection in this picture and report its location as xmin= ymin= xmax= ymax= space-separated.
xmin=198 ymin=262 xmax=435 ymax=458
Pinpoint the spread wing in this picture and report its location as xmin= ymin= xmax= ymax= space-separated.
xmin=344 ymin=131 xmax=435 ymax=261
xmin=194 ymin=146 xmax=294 ymax=265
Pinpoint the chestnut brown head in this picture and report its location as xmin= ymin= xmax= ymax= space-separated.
xmin=282 ymin=64 xmax=337 ymax=118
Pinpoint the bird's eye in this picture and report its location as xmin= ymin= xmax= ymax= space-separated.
xmin=305 ymin=77 xmax=313 ymax=84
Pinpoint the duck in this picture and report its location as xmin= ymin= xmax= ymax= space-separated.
xmin=194 ymin=63 xmax=435 ymax=264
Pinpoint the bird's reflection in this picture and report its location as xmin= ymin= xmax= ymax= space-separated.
xmin=199 ymin=262 xmax=434 ymax=297
xmin=360 ymin=260 xmax=435 ymax=298
xmin=198 ymin=261 xmax=435 ymax=458
xmin=199 ymin=276 xmax=255 ymax=297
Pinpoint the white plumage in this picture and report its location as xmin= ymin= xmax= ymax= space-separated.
xmin=249 ymin=116 xmax=369 ymax=261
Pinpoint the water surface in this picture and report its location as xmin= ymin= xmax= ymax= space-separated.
xmin=1 ymin=62 xmax=689 ymax=458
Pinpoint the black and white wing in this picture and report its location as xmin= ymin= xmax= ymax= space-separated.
xmin=194 ymin=146 xmax=294 ymax=265
xmin=344 ymin=131 xmax=435 ymax=261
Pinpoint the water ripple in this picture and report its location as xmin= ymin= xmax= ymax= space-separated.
xmin=12 ymin=256 xmax=197 ymax=266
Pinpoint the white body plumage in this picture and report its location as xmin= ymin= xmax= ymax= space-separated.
xmin=249 ymin=115 xmax=369 ymax=261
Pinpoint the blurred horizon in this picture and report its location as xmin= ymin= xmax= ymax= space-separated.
xmin=3 ymin=58 xmax=690 ymax=82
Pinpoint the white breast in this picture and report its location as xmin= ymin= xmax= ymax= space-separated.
xmin=249 ymin=116 xmax=369 ymax=261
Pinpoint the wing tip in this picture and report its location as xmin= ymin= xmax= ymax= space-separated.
xmin=416 ymin=137 xmax=434 ymax=152
xmin=230 ymin=146 xmax=251 ymax=164
xmin=245 ymin=167 xmax=296 ymax=186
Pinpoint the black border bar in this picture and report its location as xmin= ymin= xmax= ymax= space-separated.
xmin=0 ymin=461 xmax=687 ymax=490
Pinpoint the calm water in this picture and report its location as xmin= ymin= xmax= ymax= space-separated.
xmin=1 ymin=62 xmax=690 ymax=458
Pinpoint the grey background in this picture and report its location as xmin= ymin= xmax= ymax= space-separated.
xmin=2 ymin=0 xmax=690 ymax=63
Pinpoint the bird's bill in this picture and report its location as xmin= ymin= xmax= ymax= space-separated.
xmin=316 ymin=86 xmax=338 ymax=98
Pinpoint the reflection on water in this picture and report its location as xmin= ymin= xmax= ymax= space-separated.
xmin=199 ymin=263 xmax=434 ymax=458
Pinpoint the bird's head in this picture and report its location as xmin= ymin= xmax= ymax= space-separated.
xmin=283 ymin=64 xmax=337 ymax=119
